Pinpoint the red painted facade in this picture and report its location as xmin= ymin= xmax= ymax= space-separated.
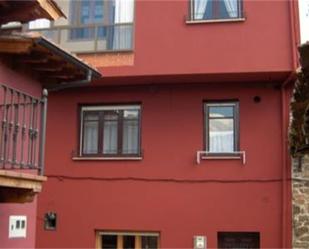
xmin=36 ymin=0 xmax=299 ymax=248
xmin=0 ymin=62 xmax=42 ymax=248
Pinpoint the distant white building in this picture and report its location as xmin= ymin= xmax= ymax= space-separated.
xmin=300 ymin=0 xmax=309 ymax=43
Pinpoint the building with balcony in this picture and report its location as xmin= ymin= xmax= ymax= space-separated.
xmin=0 ymin=1 xmax=101 ymax=247
xmin=30 ymin=0 xmax=300 ymax=248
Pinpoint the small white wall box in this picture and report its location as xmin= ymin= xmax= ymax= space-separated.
xmin=9 ymin=216 xmax=27 ymax=238
xmin=194 ymin=235 xmax=207 ymax=249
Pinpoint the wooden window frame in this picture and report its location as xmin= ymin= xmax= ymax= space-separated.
xmin=218 ymin=232 xmax=260 ymax=249
xmin=204 ymin=101 xmax=239 ymax=156
xmin=95 ymin=231 xmax=160 ymax=249
xmin=79 ymin=104 xmax=141 ymax=158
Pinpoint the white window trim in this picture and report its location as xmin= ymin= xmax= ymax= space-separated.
xmin=204 ymin=101 xmax=239 ymax=153
xmin=81 ymin=105 xmax=141 ymax=112
xmin=196 ymin=150 xmax=246 ymax=164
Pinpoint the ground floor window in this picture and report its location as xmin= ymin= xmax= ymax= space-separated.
xmin=96 ymin=232 xmax=159 ymax=249
xmin=218 ymin=232 xmax=260 ymax=249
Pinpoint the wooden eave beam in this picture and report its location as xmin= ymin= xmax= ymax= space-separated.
xmin=0 ymin=170 xmax=46 ymax=203
xmin=0 ymin=1 xmax=9 ymax=8
xmin=0 ymin=0 xmax=64 ymax=25
xmin=37 ymin=0 xmax=66 ymax=20
xmin=0 ymin=40 xmax=32 ymax=54
xmin=17 ymin=57 xmax=49 ymax=64
xmin=0 ymin=3 xmax=39 ymax=24
xmin=45 ymin=74 xmax=77 ymax=79
xmin=33 ymin=66 xmax=64 ymax=72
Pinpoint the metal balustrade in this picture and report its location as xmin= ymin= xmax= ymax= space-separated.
xmin=0 ymin=85 xmax=47 ymax=175
xmin=27 ymin=23 xmax=134 ymax=54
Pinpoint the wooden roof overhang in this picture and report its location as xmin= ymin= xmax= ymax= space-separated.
xmin=0 ymin=0 xmax=65 ymax=25
xmin=0 ymin=33 xmax=101 ymax=89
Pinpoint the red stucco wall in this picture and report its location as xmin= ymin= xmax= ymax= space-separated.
xmin=36 ymin=83 xmax=292 ymax=248
xmin=0 ymin=61 xmax=42 ymax=97
xmin=35 ymin=0 xmax=298 ymax=247
xmin=99 ymin=0 xmax=298 ymax=78
xmin=0 ymin=61 xmax=42 ymax=248
xmin=0 ymin=201 xmax=38 ymax=248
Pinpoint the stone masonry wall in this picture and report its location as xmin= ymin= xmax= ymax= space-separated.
xmin=293 ymin=156 xmax=309 ymax=248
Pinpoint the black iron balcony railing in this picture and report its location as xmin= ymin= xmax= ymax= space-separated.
xmin=0 ymin=84 xmax=47 ymax=175
xmin=27 ymin=23 xmax=134 ymax=54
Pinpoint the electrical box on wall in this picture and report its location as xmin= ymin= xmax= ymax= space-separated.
xmin=9 ymin=216 xmax=27 ymax=238
xmin=194 ymin=235 xmax=207 ymax=249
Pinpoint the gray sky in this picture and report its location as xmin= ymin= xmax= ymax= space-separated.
xmin=300 ymin=0 xmax=309 ymax=43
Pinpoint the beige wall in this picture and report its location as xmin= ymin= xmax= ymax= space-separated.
xmin=54 ymin=0 xmax=70 ymax=26
xmin=43 ymin=0 xmax=109 ymax=53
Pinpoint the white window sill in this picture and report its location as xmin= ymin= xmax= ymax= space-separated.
xmin=186 ymin=18 xmax=245 ymax=25
xmin=72 ymin=157 xmax=143 ymax=161
xmin=196 ymin=151 xmax=246 ymax=165
xmin=201 ymin=156 xmax=241 ymax=160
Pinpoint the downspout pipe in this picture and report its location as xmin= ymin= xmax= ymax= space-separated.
xmin=48 ymin=70 xmax=93 ymax=92
xmin=289 ymin=0 xmax=299 ymax=70
xmin=281 ymin=72 xmax=295 ymax=248
xmin=38 ymin=88 xmax=48 ymax=175
xmin=280 ymin=1 xmax=300 ymax=246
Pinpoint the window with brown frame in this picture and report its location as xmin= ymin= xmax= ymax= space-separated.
xmin=204 ymin=101 xmax=239 ymax=154
xmin=80 ymin=105 xmax=141 ymax=157
xmin=218 ymin=232 xmax=260 ymax=249
xmin=96 ymin=232 xmax=159 ymax=249
xmin=190 ymin=0 xmax=243 ymax=21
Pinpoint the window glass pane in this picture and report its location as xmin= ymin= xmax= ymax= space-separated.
xmin=83 ymin=120 xmax=99 ymax=154
xmin=81 ymin=0 xmax=91 ymax=24
xmin=194 ymin=0 xmax=240 ymax=20
xmin=123 ymin=235 xmax=135 ymax=249
xmin=103 ymin=120 xmax=118 ymax=154
xmin=84 ymin=113 xmax=99 ymax=121
xmin=94 ymin=0 xmax=104 ymax=22
xmin=209 ymin=119 xmax=234 ymax=152
xmin=104 ymin=113 xmax=118 ymax=120
xmin=218 ymin=232 xmax=260 ymax=249
xmin=222 ymin=0 xmax=239 ymax=18
xmin=102 ymin=235 xmax=117 ymax=249
xmin=209 ymin=106 xmax=234 ymax=118
xmin=122 ymin=119 xmax=139 ymax=154
xmin=114 ymin=0 xmax=134 ymax=23
xmin=142 ymin=236 xmax=158 ymax=249
xmin=194 ymin=0 xmax=208 ymax=20
xmin=124 ymin=110 xmax=139 ymax=119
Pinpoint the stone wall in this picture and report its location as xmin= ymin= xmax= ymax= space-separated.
xmin=293 ymin=156 xmax=309 ymax=248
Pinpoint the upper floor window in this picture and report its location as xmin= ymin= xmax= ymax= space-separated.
xmin=204 ymin=102 xmax=239 ymax=153
xmin=70 ymin=0 xmax=134 ymax=50
xmin=80 ymin=105 xmax=141 ymax=157
xmin=191 ymin=0 xmax=243 ymax=21
xmin=70 ymin=0 xmax=105 ymax=39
